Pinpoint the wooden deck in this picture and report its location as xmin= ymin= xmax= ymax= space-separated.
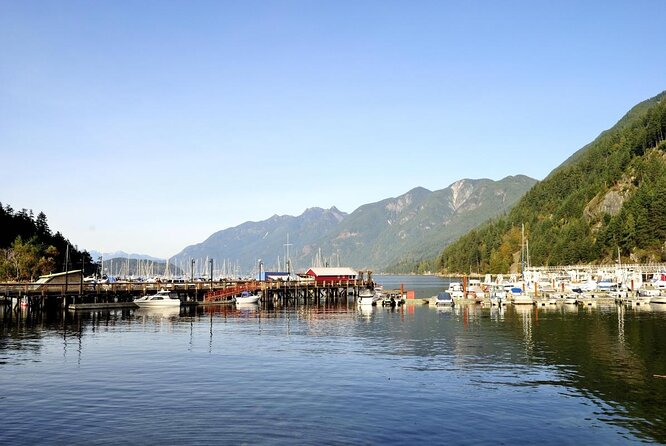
xmin=0 ymin=278 xmax=375 ymax=310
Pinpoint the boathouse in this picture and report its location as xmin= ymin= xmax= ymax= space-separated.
xmin=305 ymin=267 xmax=357 ymax=283
xmin=35 ymin=270 xmax=83 ymax=292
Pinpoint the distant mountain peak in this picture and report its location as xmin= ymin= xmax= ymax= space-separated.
xmin=172 ymin=175 xmax=536 ymax=273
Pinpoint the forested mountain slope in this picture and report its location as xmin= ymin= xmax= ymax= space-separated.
xmin=438 ymin=91 xmax=666 ymax=273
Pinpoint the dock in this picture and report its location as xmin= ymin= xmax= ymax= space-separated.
xmin=0 ymin=277 xmax=378 ymax=311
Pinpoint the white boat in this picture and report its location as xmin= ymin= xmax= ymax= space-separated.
xmin=511 ymin=290 xmax=535 ymax=305
xmin=446 ymin=282 xmax=465 ymax=299
xmin=434 ymin=291 xmax=454 ymax=307
xmin=650 ymin=295 xmax=666 ymax=304
xmin=381 ymin=293 xmax=403 ymax=307
xmin=134 ymin=289 xmax=181 ymax=307
xmin=235 ymin=291 xmax=261 ymax=304
xmin=467 ymin=279 xmax=485 ymax=299
xmin=358 ymin=288 xmax=381 ymax=305
xmin=489 ymin=286 xmax=507 ymax=306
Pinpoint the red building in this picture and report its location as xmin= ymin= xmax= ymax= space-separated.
xmin=305 ymin=267 xmax=357 ymax=283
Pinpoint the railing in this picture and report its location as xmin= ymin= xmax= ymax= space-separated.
xmin=204 ymin=283 xmax=260 ymax=302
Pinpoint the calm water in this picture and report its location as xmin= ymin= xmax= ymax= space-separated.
xmin=2 ymin=275 xmax=666 ymax=445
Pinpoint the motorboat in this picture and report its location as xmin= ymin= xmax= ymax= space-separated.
xmin=358 ymin=288 xmax=381 ymax=305
xmin=489 ymin=286 xmax=507 ymax=306
xmin=235 ymin=291 xmax=261 ymax=304
xmin=511 ymin=288 xmax=535 ymax=305
xmin=381 ymin=292 xmax=404 ymax=307
xmin=134 ymin=289 xmax=181 ymax=307
xmin=466 ymin=279 xmax=485 ymax=299
xmin=446 ymin=282 xmax=465 ymax=299
xmin=434 ymin=291 xmax=454 ymax=307
xmin=650 ymin=294 xmax=666 ymax=304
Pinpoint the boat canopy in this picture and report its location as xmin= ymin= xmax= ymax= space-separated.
xmin=437 ymin=292 xmax=452 ymax=300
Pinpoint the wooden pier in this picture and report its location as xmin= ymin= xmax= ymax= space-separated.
xmin=0 ymin=278 xmax=375 ymax=311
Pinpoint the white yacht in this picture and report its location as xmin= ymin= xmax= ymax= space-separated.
xmin=446 ymin=282 xmax=465 ymax=299
xmin=134 ymin=289 xmax=181 ymax=308
xmin=358 ymin=288 xmax=381 ymax=305
xmin=235 ymin=291 xmax=261 ymax=304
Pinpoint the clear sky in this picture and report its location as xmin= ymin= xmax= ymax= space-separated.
xmin=2 ymin=0 xmax=665 ymax=259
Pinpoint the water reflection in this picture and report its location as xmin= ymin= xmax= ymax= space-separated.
xmin=2 ymin=295 xmax=666 ymax=443
xmin=134 ymin=307 xmax=181 ymax=321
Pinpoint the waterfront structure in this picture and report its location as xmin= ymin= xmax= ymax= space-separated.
xmin=305 ymin=267 xmax=357 ymax=283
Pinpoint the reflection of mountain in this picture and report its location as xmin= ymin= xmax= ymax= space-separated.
xmin=522 ymin=305 xmax=666 ymax=442
xmin=3 ymin=302 xmax=665 ymax=442
xmin=339 ymin=304 xmax=666 ymax=443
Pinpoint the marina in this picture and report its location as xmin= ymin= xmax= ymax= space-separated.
xmin=0 ymin=269 xmax=380 ymax=311
xmin=2 ymin=275 xmax=666 ymax=445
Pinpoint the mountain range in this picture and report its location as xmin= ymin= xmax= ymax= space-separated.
xmin=173 ymin=175 xmax=537 ymax=273
xmin=88 ymin=250 xmax=165 ymax=262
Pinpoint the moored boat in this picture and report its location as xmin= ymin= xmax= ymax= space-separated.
xmin=134 ymin=289 xmax=181 ymax=307
xmin=489 ymin=286 xmax=507 ymax=306
xmin=446 ymin=282 xmax=465 ymax=299
xmin=235 ymin=291 xmax=261 ymax=304
xmin=434 ymin=291 xmax=454 ymax=307
xmin=511 ymin=289 xmax=535 ymax=305
xmin=358 ymin=288 xmax=381 ymax=305
xmin=649 ymin=295 xmax=666 ymax=304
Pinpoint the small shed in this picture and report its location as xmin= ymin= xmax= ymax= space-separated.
xmin=305 ymin=267 xmax=357 ymax=283
xmin=36 ymin=270 xmax=83 ymax=292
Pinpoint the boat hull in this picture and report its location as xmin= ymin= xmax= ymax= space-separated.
xmin=512 ymin=296 xmax=535 ymax=305
xmin=235 ymin=296 xmax=261 ymax=304
xmin=134 ymin=300 xmax=180 ymax=308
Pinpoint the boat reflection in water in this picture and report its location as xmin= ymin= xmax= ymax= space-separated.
xmin=134 ymin=306 xmax=181 ymax=321
xmin=358 ymin=304 xmax=375 ymax=318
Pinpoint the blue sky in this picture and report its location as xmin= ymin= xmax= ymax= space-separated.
xmin=2 ymin=0 xmax=665 ymax=258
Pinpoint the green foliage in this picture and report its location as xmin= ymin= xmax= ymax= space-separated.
xmin=438 ymin=91 xmax=666 ymax=273
xmin=0 ymin=203 xmax=95 ymax=281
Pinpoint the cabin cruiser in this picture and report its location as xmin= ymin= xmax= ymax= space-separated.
xmin=134 ymin=289 xmax=181 ymax=307
xmin=446 ymin=282 xmax=465 ymax=299
xmin=434 ymin=291 xmax=454 ymax=307
xmin=358 ymin=288 xmax=381 ymax=305
xmin=235 ymin=291 xmax=261 ymax=304
xmin=509 ymin=287 xmax=535 ymax=305
xmin=489 ymin=286 xmax=507 ymax=306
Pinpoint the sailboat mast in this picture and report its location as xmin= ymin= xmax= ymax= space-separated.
xmin=521 ymin=223 xmax=525 ymax=279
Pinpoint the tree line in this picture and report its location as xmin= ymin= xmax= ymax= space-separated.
xmin=0 ymin=204 xmax=95 ymax=281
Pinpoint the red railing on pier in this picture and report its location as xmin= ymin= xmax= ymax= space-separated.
xmin=204 ymin=283 xmax=261 ymax=302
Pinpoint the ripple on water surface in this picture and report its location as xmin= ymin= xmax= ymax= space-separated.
xmin=2 ymin=299 xmax=666 ymax=444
